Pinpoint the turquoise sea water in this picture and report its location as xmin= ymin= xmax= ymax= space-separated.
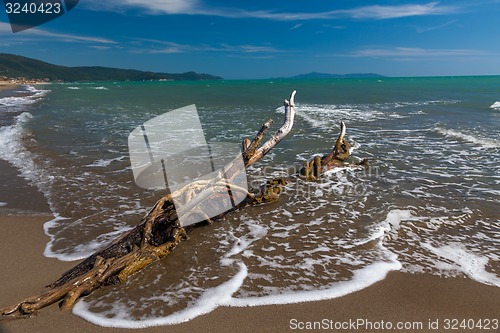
xmin=0 ymin=77 xmax=499 ymax=327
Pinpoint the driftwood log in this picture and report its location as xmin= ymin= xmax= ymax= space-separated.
xmin=1 ymin=90 xmax=366 ymax=320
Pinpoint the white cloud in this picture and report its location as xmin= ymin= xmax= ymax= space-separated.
xmin=340 ymin=2 xmax=453 ymax=20
xmin=129 ymin=39 xmax=282 ymax=54
xmin=415 ymin=19 xmax=458 ymax=33
xmin=0 ymin=22 xmax=116 ymax=44
xmin=239 ymin=45 xmax=281 ymax=53
xmin=83 ymin=1 xmax=459 ymax=21
xmin=83 ymin=0 xmax=200 ymax=14
xmin=352 ymin=47 xmax=487 ymax=57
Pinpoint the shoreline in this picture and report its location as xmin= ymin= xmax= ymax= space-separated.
xmin=1 ymin=214 xmax=499 ymax=333
xmin=0 ymin=79 xmax=47 ymax=93
xmin=0 ymin=82 xmax=20 ymax=93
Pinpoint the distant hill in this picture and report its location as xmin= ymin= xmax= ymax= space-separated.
xmin=0 ymin=53 xmax=222 ymax=82
xmin=287 ymin=72 xmax=386 ymax=79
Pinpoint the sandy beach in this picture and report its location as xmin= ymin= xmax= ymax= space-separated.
xmin=0 ymin=80 xmax=46 ymax=93
xmin=0 ymin=81 xmax=19 ymax=92
xmin=0 ymin=214 xmax=498 ymax=333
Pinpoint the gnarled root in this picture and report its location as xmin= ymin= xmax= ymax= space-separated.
xmin=249 ymin=178 xmax=288 ymax=205
xmin=300 ymin=121 xmax=367 ymax=180
xmin=1 ymin=213 xmax=188 ymax=320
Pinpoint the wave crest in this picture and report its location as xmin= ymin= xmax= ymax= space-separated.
xmin=490 ymin=101 xmax=500 ymax=110
xmin=435 ymin=127 xmax=500 ymax=149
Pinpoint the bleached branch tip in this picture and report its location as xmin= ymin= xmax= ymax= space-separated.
xmin=284 ymin=90 xmax=297 ymax=107
xmin=290 ymin=90 xmax=296 ymax=107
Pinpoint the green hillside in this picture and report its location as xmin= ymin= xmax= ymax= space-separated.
xmin=0 ymin=53 xmax=222 ymax=81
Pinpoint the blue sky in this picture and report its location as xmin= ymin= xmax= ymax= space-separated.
xmin=1 ymin=0 xmax=500 ymax=79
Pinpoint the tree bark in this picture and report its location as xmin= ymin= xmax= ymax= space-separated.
xmin=299 ymin=121 xmax=368 ymax=180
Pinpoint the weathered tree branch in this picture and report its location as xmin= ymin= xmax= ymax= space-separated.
xmin=246 ymin=90 xmax=296 ymax=167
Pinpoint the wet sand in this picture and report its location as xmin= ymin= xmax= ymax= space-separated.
xmin=0 ymin=215 xmax=498 ymax=333
xmin=0 ymin=82 xmax=19 ymax=92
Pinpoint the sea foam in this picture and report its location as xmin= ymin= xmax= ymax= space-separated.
xmin=0 ymin=113 xmax=38 ymax=180
xmin=435 ymin=127 xmax=500 ymax=149
xmin=73 ymin=249 xmax=401 ymax=328
xmin=229 ymin=258 xmax=401 ymax=307
xmin=73 ymin=262 xmax=249 ymax=328
xmin=0 ymin=86 xmax=55 ymax=212
xmin=71 ymin=207 xmax=403 ymax=328
xmin=490 ymin=101 xmax=500 ymax=110
xmin=422 ymin=242 xmax=500 ymax=287
xmin=0 ymin=86 xmax=49 ymax=108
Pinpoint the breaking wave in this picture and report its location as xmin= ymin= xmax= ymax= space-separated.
xmin=435 ymin=127 xmax=500 ymax=149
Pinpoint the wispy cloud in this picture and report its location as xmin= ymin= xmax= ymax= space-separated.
xmin=322 ymin=24 xmax=345 ymax=29
xmin=129 ymin=39 xmax=282 ymax=55
xmin=290 ymin=24 xmax=303 ymax=31
xmin=82 ymin=0 xmax=201 ymax=15
xmin=337 ymin=2 xmax=455 ymax=20
xmin=89 ymin=45 xmax=115 ymax=50
xmin=415 ymin=19 xmax=458 ymax=33
xmin=0 ymin=22 xmax=116 ymax=44
xmin=351 ymin=47 xmax=487 ymax=57
xmin=84 ymin=1 xmax=459 ymax=21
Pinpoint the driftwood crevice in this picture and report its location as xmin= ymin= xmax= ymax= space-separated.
xmin=1 ymin=90 xmax=366 ymax=320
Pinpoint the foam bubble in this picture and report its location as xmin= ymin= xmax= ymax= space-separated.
xmin=85 ymin=156 xmax=126 ymax=167
xmin=346 ymin=209 xmax=414 ymax=248
xmin=422 ymin=242 xmax=500 ymax=287
xmin=385 ymin=209 xmax=413 ymax=234
xmin=490 ymin=101 xmax=500 ymax=110
xmin=295 ymin=109 xmax=329 ymax=127
xmin=221 ymin=218 xmax=268 ymax=266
